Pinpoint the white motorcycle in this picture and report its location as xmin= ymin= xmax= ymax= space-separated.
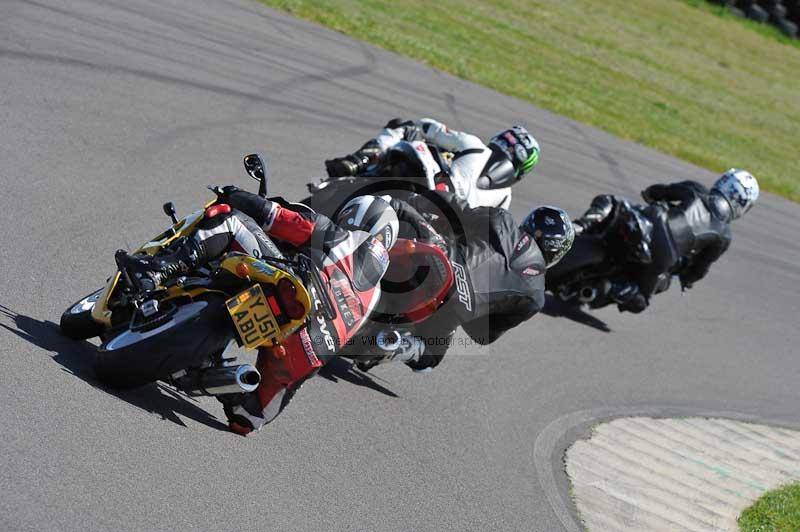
xmin=302 ymin=139 xmax=515 ymax=215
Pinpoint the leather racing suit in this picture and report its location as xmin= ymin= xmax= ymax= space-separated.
xmin=333 ymin=118 xmax=514 ymax=209
xmin=640 ymin=180 xmax=733 ymax=290
xmin=192 ymin=189 xmax=387 ymax=434
xmin=384 ymin=190 xmax=547 ymax=369
xmin=574 ymin=180 xmax=733 ymax=312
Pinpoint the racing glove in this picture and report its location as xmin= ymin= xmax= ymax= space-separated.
xmin=384 ymin=118 xmax=423 ymax=141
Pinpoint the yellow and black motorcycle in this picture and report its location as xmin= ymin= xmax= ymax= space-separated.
xmin=59 ymin=155 xmax=334 ymax=396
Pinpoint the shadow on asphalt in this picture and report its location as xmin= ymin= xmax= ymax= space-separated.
xmin=0 ymin=304 xmax=229 ymax=432
xmin=318 ymin=357 xmax=398 ymax=398
xmin=541 ymin=294 xmax=612 ymax=333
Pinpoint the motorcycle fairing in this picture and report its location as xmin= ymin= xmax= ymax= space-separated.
xmin=90 ymin=197 xmax=313 ymax=339
xmin=91 ymin=207 xmax=211 ymax=327
xmin=384 ymin=141 xmax=440 ymax=189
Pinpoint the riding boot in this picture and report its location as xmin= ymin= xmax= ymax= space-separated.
xmin=357 ymin=330 xmax=429 ymax=372
xmin=223 ymin=334 xmax=322 ymax=435
xmin=573 ymin=194 xmax=617 ymax=235
xmin=223 ymin=349 xmax=292 ymax=435
xmin=121 ymin=237 xmax=207 ymax=290
xmin=324 ymin=140 xmax=383 ymax=178
xmin=610 ymin=281 xmax=647 ymax=313
xmin=609 ymin=281 xmax=639 ymax=304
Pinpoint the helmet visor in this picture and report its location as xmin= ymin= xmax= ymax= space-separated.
xmin=352 ymin=238 xmax=390 ymax=292
xmin=539 ymin=235 xmax=572 ymax=268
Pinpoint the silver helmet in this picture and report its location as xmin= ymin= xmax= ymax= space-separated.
xmin=336 ymin=195 xmax=399 ymax=291
xmin=336 ymin=195 xmax=399 ymax=250
xmin=711 ymin=169 xmax=759 ymax=220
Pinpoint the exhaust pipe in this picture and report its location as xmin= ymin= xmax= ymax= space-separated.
xmin=578 ymin=286 xmax=597 ymax=303
xmin=354 ymin=330 xmax=404 ymax=372
xmin=179 ymin=364 xmax=261 ymax=396
xmin=376 ymin=329 xmax=402 ymax=352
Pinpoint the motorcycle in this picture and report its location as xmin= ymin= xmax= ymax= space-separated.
xmin=545 ymin=200 xmax=660 ymax=309
xmin=60 ymin=154 xmax=454 ymax=398
xmin=302 ymin=138 xmax=514 ymax=217
xmin=60 ymin=154 xmax=337 ymax=395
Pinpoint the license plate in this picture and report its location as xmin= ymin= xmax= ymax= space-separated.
xmin=226 ymin=285 xmax=280 ymax=350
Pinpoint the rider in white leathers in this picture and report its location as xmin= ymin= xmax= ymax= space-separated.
xmin=325 ymin=118 xmax=540 ymax=210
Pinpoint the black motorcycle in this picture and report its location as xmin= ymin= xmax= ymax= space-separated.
xmin=546 ymin=200 xmax=662 ymax=309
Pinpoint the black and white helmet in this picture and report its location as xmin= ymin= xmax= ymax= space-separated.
xmin=711 ymin=168 xmax=759 ymax=220
xmin=489 ymin=126 xmax=540 ymax=181
xmin=521 ymin=205 xmax=575 ymax=268
xmin=336 ymin=195 xmax=399 ymax=291
xmin=336 ymin=195 xmax=399 ymax=250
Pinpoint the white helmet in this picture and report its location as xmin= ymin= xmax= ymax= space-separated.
xmin=336 ymin=195 xmax=399 ymax=250
xmin=711 ymin=169 xmax=759 ymax=220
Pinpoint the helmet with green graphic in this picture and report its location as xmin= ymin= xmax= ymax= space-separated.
xmin=488 ymin=126 xmax=540 ymax=182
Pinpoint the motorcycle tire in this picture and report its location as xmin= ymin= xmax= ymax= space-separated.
xmin=94 ymin=294 xmax=232 ymax=389
xmin=60 ymin=289 xmax=106 ymax=340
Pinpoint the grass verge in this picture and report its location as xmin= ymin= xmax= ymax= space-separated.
xmin=261 ymin=0 xmax=800 ymax=202
xmin=739 ymin=483 xmax=800 ymax=531
xmin=682 ymin=0 xmax=800 ymax=50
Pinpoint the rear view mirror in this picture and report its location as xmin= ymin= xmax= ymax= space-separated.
xmin=243 ymin=153 xmax=267 ymax=181
xmin=162 ymin=201 xmax=178 ymax=224
xmin=243 ymin=153 xmax=269 ymax=198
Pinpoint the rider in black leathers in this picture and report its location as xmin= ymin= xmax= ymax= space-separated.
xmin=378 ymin=189 xmax=573 ymax=370
xmin=571 ymin=169 xmax=759 ymax=313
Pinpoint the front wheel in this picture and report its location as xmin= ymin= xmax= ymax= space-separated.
xmin=60 ymin=289 xmax=106 ymax=340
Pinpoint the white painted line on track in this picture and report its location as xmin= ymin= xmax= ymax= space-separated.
xmin=565 ymin=417 xmax=800 ymax=531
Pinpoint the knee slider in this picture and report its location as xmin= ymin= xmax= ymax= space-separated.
xmin=199 ymin=205 xmax=233 ymax=230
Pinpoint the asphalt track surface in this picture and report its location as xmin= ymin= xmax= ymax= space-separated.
xmin=1 ymin=1 xmax=799 ymax=530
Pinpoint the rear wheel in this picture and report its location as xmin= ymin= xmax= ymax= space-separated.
xmin=60 ymin=289 xmax=106 ymax=340
xmin=94 ymin=295 xmax=232 ymax=389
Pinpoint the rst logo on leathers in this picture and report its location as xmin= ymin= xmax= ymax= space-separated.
xmin=451 ymin=261 xmax=472 ymax=312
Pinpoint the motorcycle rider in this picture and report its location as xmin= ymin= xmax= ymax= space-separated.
xmin=571 ymin=169 xmax=759 ymax=313
xmin=324 ymin=118 xmax=540 ymax=209
xmin=366 ymin=189 xmax=574 ymax=371
xmin=124 ymin=189 xmax=399 ymax=435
